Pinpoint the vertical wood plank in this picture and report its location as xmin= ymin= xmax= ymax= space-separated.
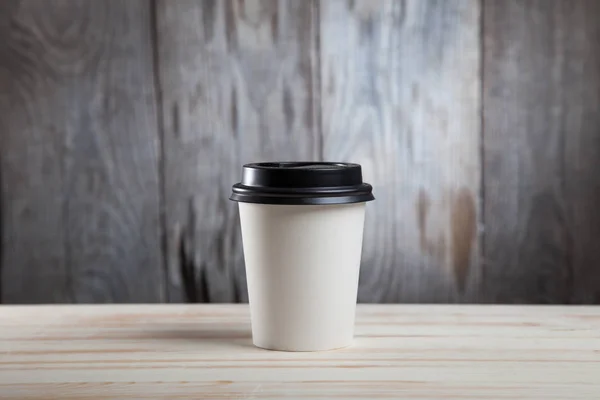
xmin=321 ymin=0 xmax=482 ymax=303
xmin=0 ymin=0 xmax=164 ymax=303
xmin=156 ymin=0 xmax=320 ymax=302
xmin=483 ymin=0 xmax=600 ymax=303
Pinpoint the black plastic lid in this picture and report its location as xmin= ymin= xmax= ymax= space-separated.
xmin=230 ymin=162 xmax=375 ymax=205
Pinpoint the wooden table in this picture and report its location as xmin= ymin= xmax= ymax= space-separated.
xmin=1 ymin=305 xmax=599 ymax=399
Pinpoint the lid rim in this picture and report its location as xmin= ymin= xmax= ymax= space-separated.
xmin=232 ymin=182 xmax=373 ymax=194
xmin=230 ymin=161 xmax=374 ymax=205
xmin=243 ymin=161 xmax=361 ymax=170
xmin=230 ymin=193 xmax=375 ymax=205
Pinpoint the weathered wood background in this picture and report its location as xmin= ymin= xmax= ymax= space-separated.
xmin=0 ymin=0 xmax=599 ymax=304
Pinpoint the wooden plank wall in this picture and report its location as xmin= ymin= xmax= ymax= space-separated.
xmin=483 ymin=0 xmax=600 ymax=304
xmin=0 ymin=0 xmax=164 ymax=303
xmin=0 ymin=0 xmax=599 ymax=304
xmin=155 ymin=0 xmax=320 ymax=302
xmin=321 ymin=0 xmax=480 ymax=302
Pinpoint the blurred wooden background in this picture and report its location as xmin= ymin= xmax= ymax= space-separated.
xmin=1 ymin=0 xmax=599 ymax=304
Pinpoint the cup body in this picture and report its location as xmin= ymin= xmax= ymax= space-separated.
xmin=238 ymin=202 xmax=366 ymax=351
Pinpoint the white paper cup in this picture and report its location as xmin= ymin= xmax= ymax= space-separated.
xmin=231 ymin=162 xmax=374 ymax=351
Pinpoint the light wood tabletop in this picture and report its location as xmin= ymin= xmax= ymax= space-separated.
xmin=0 ymin=304 xmax=599 ymax=399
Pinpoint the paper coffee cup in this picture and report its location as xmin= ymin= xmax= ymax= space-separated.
xmin=230 ymin=162 xmax=374 ymax=351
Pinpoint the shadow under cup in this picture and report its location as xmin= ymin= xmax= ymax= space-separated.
xmin=230 ymin=162 xmax=374 ymax=352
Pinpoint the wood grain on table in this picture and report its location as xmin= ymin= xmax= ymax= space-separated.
xmin=0 ymin=305 xmax=599 ymax=399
